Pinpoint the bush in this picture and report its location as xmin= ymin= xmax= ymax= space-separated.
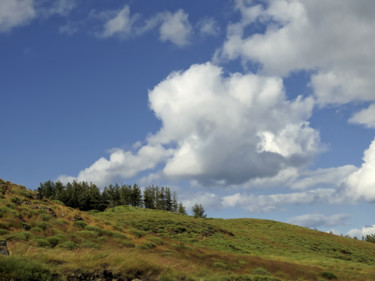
xmin=252 ymin=267 xmax=270 ymax=276
xmin=0 ymin=223 xmax=8 ymax=230
xmin=41 ymin=214 xmax=52 ymax=221
xmin=53 ymin=218 xmax=67 ymax=225
xmin=0 ymin=256 xmax=52 ymax=281
xmin=47 ymin=236 xmax=61 ymax=247
xmin=130 ymin=229 xmax=146 ymax=238
xmin=137 ymin=241 xmax=156 ymax=250
xmin=7 ymin=231 xmax=32 ymax=241
xmin=58 ymin=241 xmax=77 ymax=250
xmin=80 ymin=242 xmax=101 ymax=249
xmin=319 ymin=271 xmax=338 ymax=280
xmin=119 ymin=240 xmax=135 ymax=248
xmin=10 ymin=196 xmax=21 ymax=205
xmin=0 ymin=229 xmax=9 ymax=235
xmin=212 ymin=262 xmax=227 ymax=269
xmin=73 ymin=221 xmax=87 ymax=229
xmin=30 ymin=227 xmax=43 ymax=233
xmin=35 ymin=222 xmax=50 ymax=230
xmin=22 ymin=222 xmax=31 ymax=230
xmin=77 ymin=230 xmax=98 ymax=239
xmin=36 ymin=239 xmax=51 ymax=248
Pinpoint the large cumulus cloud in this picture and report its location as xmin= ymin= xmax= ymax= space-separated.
xmin=59 ymin=62 xmax=320 ymax=186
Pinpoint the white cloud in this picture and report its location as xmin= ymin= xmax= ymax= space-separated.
xmin=0 ymin=0 xmax=36 ymax=33
xmin=99 ymin=5 xmax=138 ymax=39
xmin=181 ymin=192 xmax=218 ymax=212
xmin=344 ymin=138 xmax=375 ymax=202
xmin=349 ymin=103 xmax=375 ymax=128
xmin=217 ymin=0 xmax=375 ymax=108
xmin=288 ymin=213 xmax=351 ymax=228
xmin=159 ymin=9 xmax=192 ymax=47
xmin=58 ymin=145 xmax=172 ymax=187
xmin=197 ymin=18 xmax=220 ymax=36
xmin=60 ymin=62 xmax=320 ymax=187
xmin=148 ymin=62 xmax=319 ymax=185
xmin=290 ymin=165 xmax=357 ymax=190
xmin=221 ymin=188 xmax=341 ymax=213
xmin=37 ymin=0 xmax=76 ymax=18
xmin=347 ymin=225 xmax=375 ymax=238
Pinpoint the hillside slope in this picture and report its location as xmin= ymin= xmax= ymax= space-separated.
xmin=0 ymin=179 xmax=375 ymax=281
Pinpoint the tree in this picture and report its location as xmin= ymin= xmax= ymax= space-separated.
xmin=164 ymin=187 xmax=172 ymax=211
xmin=171 ymin=191 xmax=178 ymax=213
xmin=191 ymin=203 xmax=206 ymax=218
xmin=143 ymin=186 xmax=156 ymax=209
xmin=177 ymin=202 xmax=187 ymax=215
xmin=130 ymin=184 xmax=142 ymax=207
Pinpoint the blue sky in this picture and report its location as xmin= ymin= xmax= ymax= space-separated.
xmin=1 ymin=0 xmax=375 ymax=237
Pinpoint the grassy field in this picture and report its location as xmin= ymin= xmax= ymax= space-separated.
xmin=1 ymin=179 xmax=375 ymax=281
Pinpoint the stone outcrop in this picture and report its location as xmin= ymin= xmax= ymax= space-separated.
xmin=0 ymin=240 xmax=9 ymax=255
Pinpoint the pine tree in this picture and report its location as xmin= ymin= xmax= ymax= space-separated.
xmin=177 ymin=202 xmax=187 ymax=215
xmin=165 ymin=187 xmax=172 ymax=211
xmin=171 ymin=191 xmax=178 ymax=213
xmin=131 ymin=184 xmax=142 ymax=207
xmin=192 ymin=203 xmax=206 ymax=218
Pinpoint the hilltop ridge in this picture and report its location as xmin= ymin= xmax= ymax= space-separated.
xmin=0 ymin=179 xmax=375 ymax=281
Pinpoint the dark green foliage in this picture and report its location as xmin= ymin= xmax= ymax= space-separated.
xmin=58 ymin=241 xmax=77 ymax=250
xmin=73 ymin=221 xmax=87 ymax=229
xmin=365 ymin=234 xmax=375 ymax=243
xmin=46 ymin=236 xmax=61 ymax=247
xmin=320 ymin=271 xmax=338 ymax=280
xmin=36 ymin=239 xmax=51 ymax=247
xmin=0 ymin=256 xmax=52 ymax=281
xmin=178 ymin=202 xmax=187 ymax=215
xmin=22 ymin=222 xmax=31 ymax=230
xmin=37 ymin=181 xmax=185 ymax=216
xmin=192 ymin=203 xmax=206 ymax=218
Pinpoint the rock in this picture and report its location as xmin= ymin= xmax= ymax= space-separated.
xmin=0 ymin=240 xmax=9 ymax=255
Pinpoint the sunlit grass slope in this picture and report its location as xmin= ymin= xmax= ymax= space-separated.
xmin=1 ymin=179 xmax=375 ymax=281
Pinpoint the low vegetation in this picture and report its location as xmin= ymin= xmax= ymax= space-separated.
xmin=1 ymin=178 xmax=375 ymax=280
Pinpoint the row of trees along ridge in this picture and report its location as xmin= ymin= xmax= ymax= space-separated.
xmin=37 ymin=181 xmax=194 ymax=216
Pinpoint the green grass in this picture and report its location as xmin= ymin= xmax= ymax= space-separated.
xmin=1 ymin=180 xmax=375 ymax=281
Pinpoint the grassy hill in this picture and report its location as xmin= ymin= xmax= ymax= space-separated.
xmin=1 ymin=179 xmax=375 ymax=281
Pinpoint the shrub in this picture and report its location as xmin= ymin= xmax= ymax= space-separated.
xmin=52 ymin=200 xmax=64 ymax=205
xmin=30 ymin=227 xmax=43 ymax=233
xmin=15 ymin=190 xmax=32 ymax=198
xmin=0 ymin=207 xmax=14 ymax=218
xmin=252 ymin=267 xmax=271 ymax=276
xmin=36 ymin=222 xmax=50 ymax=230
xmin=58 ymin=241 xmax=77 ymax=250
xmin=137 ymin=241 xmax=156 ymax=250
xmin=7 ymin=231 xmax=32 ymax=241
xmin=148 ymin=236 xmax=163 ymax=245
xmin=41 ymin=214 xmax=52 ymax=221
xmin=119 ymin=240 xmax=135 ymax=248
xmin=73 ymin=221 xmax=87 ymax=229
xmin=80 ymin=242 xmax=101 ymax=249
xmin=0 ymin=223 xmax=8 ymax=229
xmin=212 ymin=262 xmax=227 ymax=269
xmin=53 ymin=218 xmax=67 ymax=225
xmin=22 ymin=222 xmax=31 ymax=230
xmin=77 ymin=230 xmax=97 ymax=239
xmin=319 ymin=271 xmax=338 ymax=280
xmin=0 ymin=256 xmax=52 ymax=281
xmin=10 ymin=196 xmax=21 ymax=205
xmin=0 ymin=229 xmax=9 ymax=235
xmin=46 ymin=236 xmax=61 ymax=247
xmin=130 ymin=229 xmax=146 ymax=238
xmin=36 ymin=239 xmax=51 ymax=247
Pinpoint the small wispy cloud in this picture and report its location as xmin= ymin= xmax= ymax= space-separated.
xmin=288 ymin=213 xmax=351 ymax=228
